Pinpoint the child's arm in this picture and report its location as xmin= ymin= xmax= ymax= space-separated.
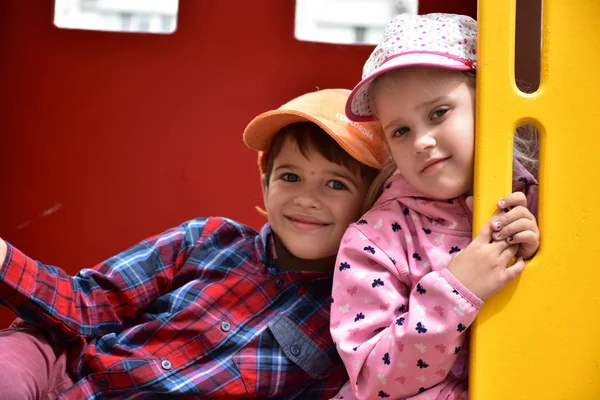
xmin=0 ymin=218 xmax=220 ymax=338
xmin=331 ymin=225 xmax=481 ymax=400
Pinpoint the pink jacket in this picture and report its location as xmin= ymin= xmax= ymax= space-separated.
xmin=331 ymin=163 xmax=537 ymax=400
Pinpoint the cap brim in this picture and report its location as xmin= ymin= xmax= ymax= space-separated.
xmin=346 ymin=53 xmax=472 ymax=122
xmin=244 ymin=109 xmax=378 ymax=167
xmin=243 ymin=110 xmax=320 ymax=152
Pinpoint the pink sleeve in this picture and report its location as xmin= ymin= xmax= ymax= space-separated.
xmin=331 ymin=226 xmax=481 ymax=400
xmin=331 ymin=373 xmax=468 ymax=400
xmin=526 ymin=181 xmax=538 ymax=219
xmin=513 ymin=160 xmax=539 ymax=218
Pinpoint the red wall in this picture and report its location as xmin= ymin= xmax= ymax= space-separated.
xmin=0 ymin=1 xmax=476 ymax=327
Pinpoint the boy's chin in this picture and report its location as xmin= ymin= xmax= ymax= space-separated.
xmin=288 ymin=245 xmax=336 ymax=261
xmin=274 ymin=238 xmax=338 ymax=272
xmin=272 ymin=232 xmax=338 ymax=271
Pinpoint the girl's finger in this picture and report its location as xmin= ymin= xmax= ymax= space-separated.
xmin=497 ymin=192 xmax=527 ymax=209
xmin=498 ymin=243 xmax=519 ymax=264
xmin=491 ymin=206 xmax=535 ymax=232
xmin=504 ymin=231 xmax=539 ymax=246
xmin=465 ymin=196 xmax=474 ymax=212
xmin=492 ymin=218 xmax=535 ymax=240
xmin=503 ymin=257 xmax=526 ymax=282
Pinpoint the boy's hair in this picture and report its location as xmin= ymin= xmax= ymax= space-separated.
xmin=264 ymin=122 xmax=379 ymax=186
xmin=363 ymin=69 xmax=539 ymax=210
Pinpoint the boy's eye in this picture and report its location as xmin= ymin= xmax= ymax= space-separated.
xmin=281 ymin=173 xmax=300 ymax=182
xmin=327 ymin=180 xmax=348 ymax=190
xmin=431 ymin=108 xmax=449 ymax=119
xmin=392 ymin=127 xmax=410 ymax=137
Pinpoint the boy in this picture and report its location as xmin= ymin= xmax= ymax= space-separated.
xmin=0 ymin=89 xmax=385 ymax=399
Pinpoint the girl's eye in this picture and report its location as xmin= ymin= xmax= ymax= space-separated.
xmin=392 ymin=127 xmax=410 ymax=137
xmin=281 ymin=173 xmax=300 ymax=182
xmin=432 ymin=108 xmax=449 ymax=119
xmin=327 ymin=180 xmax=348 ymax=190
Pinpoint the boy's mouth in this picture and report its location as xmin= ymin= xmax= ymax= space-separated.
xmin=285 ymin=214 xmax=330 ymax=231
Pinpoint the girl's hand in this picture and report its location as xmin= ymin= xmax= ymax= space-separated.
xmin=448 ymin=213 xmax=525 ymax=301
xmin=491 ymin=192 xmax=539 ymax=260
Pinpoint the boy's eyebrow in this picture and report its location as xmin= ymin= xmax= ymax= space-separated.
xmin=274 ymin=164 xmax=359 ymax=184
xmin=326 ymin=168 xmax=360 ymax=185
xmin=272 ymin=164 xmax=297 ymax=171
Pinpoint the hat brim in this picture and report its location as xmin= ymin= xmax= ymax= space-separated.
xmin=243 ymin=110 xmax=322 ymax=153
xmin=244 ymin=109 xmax=381 ymax=172
xmin=346 ymin=53 xmax=472 ymax=122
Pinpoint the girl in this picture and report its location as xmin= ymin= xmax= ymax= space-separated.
xmin=331 ymin=13 xmax=539 ymax=400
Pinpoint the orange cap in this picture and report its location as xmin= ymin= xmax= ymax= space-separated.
xmin=243 ymin=89 xmax=386 ymax=175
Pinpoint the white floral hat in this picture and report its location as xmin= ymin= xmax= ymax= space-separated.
xmin=346 ymin=13 xmax=478 ymax=121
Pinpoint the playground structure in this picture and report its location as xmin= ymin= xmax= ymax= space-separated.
xmin=3 ymin=1 xmax=597 ymax=398
xmin=472 ymin=0 xmax=600 ymax=398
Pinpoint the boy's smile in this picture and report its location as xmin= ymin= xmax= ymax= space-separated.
xmin=285 ymin=213 xmax=331 ymax=231
xmin=262 ymin=136 xmax=370 ymax=269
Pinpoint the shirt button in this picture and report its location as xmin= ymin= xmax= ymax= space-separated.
xmin=276 ymin=279 xmax=284 ymax=289
xmin=161 ymin=360 xmax=172 ymax=370
xmin=290 ymin=344 xmax=301 ymax=356
xmin=221 ymin=321 xmax=231 ymax=332
xmin=97 ymin=378 xmax=108 ymax=387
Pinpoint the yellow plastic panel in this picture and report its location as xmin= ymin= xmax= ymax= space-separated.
xmin=471 ymin=0 xmax=600 ymax=398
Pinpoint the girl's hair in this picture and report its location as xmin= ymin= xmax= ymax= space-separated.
xmin=513 ymin=124 xmax=539 ymax=177
xmin=362 ymin=68 xmax=539 ymax=211
xmin=363 ymin=155 xmax=397 ymax=212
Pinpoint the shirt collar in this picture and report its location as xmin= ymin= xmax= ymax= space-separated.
xmin=257 ymin=223 xmax=280 ymax=274
xmin=257 ymin=223 xmax=332 ymax=283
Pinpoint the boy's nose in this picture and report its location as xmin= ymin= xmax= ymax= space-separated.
xmin=293 ymin=193 xmax=321 ymax=209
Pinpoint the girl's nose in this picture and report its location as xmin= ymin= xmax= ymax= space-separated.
xmin=414 ymin=131 xmax=437 ymax=153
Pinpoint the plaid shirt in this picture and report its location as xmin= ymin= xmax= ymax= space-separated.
xmin=0 ymin=218 xmax=347 ymax=399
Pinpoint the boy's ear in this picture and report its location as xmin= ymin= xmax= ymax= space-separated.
xmin=260 ymin=173 xmax=269 ymax=210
